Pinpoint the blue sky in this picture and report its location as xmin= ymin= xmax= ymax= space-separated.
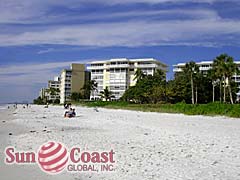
xmin=0 ymin=0 xmax=240 ymax=103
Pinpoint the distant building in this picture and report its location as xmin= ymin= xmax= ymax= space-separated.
xmin=87 ymin=58 xmax=168 ymax=100
xmin=60 ymin=64 xmax=90 ymax=104
xmin=48 ymin=76 xmax=60 ymax=89
xmin=173 ymin=61 xmax=240 ymax=101
xmin=39 ymin=88 xmax=47 ymax=99
xmin=39 ymin=76 xmax=60 ymax=102
xmin=47 ymin=76 xmax=60 ymax=102
xmin=173 ymin=61 xmax=214 ymax=74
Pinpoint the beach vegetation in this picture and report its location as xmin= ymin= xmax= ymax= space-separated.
xmin=78 ymin=101 xmax=240 ymax=118
xmin=121 ymin=53 xmax=238 ymax=105
xmin=71 ymin=92 xmax=83 ymax=102
xmin=81 ymin=80 xmax=98 ymax=99
xmin=99 ymin=87 xmax=115 ymax=101
xmin=33 ymin=96 xmax=45 ymax=105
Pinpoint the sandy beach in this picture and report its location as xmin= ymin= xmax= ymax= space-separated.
xmin=1 ymin=104 xmax=240 ymax=180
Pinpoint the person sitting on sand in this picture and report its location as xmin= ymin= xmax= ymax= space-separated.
xmin=70 ymin=109 xmax=76 ymax=117
xmin=64 ymin=108 xmax=72 ymax=117
xmin=64 ymin=108 xmax=76 ymax=118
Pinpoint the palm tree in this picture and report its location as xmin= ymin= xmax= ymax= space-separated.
xmin=46 ymin=87 xmax=59 ymax=96
xmin=99 ymin=87 xmax=114 ymax=101
xmin=213 ymin=54 xmax=237 ymax=103
xmin=225 ymin=56 xmax=238 ymax=104
xmin=153 ymin=69 xmax=166 ymax=82
xmin=213 ymin=54 xmax=225 ymax=102
xmin=71 ymin=92 xmax=82 ymax=101
xmin=184 ymin=61 xmax=199 ymax=104
xmin=134 ymin=68 xmax=145 ymax=82
xmin=45 ymin=87 xmax=60 ymax=102
xmin=82 ymin=80 xmax=98 ymax=99
xmin=194 ymin=69 xmax=201 ymax=104
xmin=208 ymin=69 xmax=218 ymax=102
xmin=89 ymin=80 xmax=98 ymax=99
xmin=153 ymin=69 xmax=167 ymax=101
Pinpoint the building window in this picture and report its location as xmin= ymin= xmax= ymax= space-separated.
xmin=91 ymin=63 xmax=103 ymax=66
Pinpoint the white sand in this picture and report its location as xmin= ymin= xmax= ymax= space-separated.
xmin=2 ymin=105 xmax=240 ymax=180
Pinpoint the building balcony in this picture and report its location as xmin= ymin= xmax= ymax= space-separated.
xmin=87 ymin=66 xmax=104 ymax=70
xmin=106 ymin=64 xmax=131 ymax=68
xmin=110 ymin=88 xmax=126 ymax=91
xmin=199 ymin=67 xmax=211 ymax=71
xmin=109 ymin=83 xmax=127 ymax=86
xmin=135 ymin=64 xmax=158 ymax=68
xmin=173 ymin=68 xmax=183 ymax=72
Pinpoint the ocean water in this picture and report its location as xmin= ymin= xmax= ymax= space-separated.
xmin=0 ymin=105 xmax=7 ymax=110
xmin=0 ymin=104 xmax=10 ymax=111
xmin=0 ymin=106 xmax=6 ymax=114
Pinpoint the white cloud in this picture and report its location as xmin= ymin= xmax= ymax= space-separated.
xmin=37 ymin=48 xmax=55 ymax=54
xmin=0 ymin=61 xmax=88 ymax=85
xmin=0 ymin=18 xmax=240 ymax=47
xmin=76 ymin=9 xmax=220 ymax=22
xmin=0 ymin=0 xmax=237 ymax=23
xmin=0 ymin=0 xmax=239 ymax=47
xmin=0 ymin=60 xmax=90 ymax=103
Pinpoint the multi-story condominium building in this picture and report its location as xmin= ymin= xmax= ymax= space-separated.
xmin=173 ymin=61 xmax=240 ymax=101
xmin=173 ymin=61 xmax=214 ymax=74
xmin=39 ymin=76 xmax=60 ymax=102
xmin=47 ymin=76 xmax=60 ymax=101
xmin=87 ymin=58 xmax=168 ymax=100
xmin=60 ymin=64 xmax=90 ymax=104
xmin=39 ymin=88 xmax=47 ymax=99
xmin=48 ymin=76 xmax=60 ymax=89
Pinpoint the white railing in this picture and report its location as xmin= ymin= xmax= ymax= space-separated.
xmin=173 ymin=68 xmax=183 ymax=72
xmin=135 ymin=64 xmax=157 ymax=68
xmin=199 ymin=67 xmax=211 ymax=71
xmin=106 ymin=64 xmax=130 ymax=68
xmin=87 ymin=66 xmax=104 ymax=70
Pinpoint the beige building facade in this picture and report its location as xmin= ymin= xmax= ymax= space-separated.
xmin=60 ymin=64 xmax=90 ymax=104
xmin=87 ymin=58 xmax=168 ymax=100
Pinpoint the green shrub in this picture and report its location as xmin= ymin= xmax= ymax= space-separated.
xmin=78 ymin=101 xmax=240 ymax=118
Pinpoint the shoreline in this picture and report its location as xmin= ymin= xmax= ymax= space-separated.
xmin=0 ymin=107 xmax=28 ymax=180
xmin=0 ymin=105 xmax=75 ymax=180
xmin=0 ymin=107 xmax=20 ymax=147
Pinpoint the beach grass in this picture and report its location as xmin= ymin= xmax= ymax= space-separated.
xmin=74 ymin=101 xmax=240 ymax=118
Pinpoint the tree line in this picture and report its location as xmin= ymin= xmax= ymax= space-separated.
xmin=33 ymin=87 xmax=60 ymax=104
xmin=71 ymin=80 xmax=114 ymax=101
xmin=122 ymin=54 xmax=239 ymax=104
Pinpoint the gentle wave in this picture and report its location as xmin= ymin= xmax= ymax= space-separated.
xmin=0 ymin=104 xmax=9 ymax=110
